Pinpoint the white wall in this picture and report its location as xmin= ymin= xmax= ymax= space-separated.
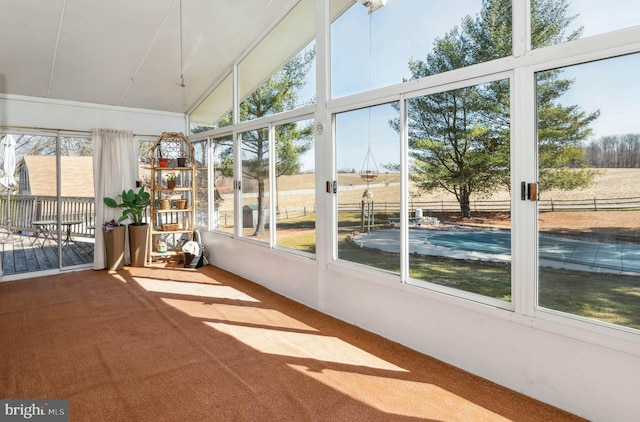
xmin=203 ymin=230 xmax=640 ymax=421
xmin=0 ymin=94 xmax=185 ymax=135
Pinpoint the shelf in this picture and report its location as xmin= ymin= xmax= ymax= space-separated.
xmin=150 ymin=250 xmax=184 ymax=257
xmin=151 ymin=229 xmax=192 ymax=235
xmin=148 ymin=131 xmax=195 ymax=265
xmin=153 ymin=166 xmax=191 ymax=171
xmin=153 ymin=208 xmax=192 ymax=213
xmin=155 ymin=187 xmax=191 ymax=192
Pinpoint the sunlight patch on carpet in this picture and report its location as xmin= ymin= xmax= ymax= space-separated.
xmin=108 ymin=273 xmax=128 ymax=283
xmin=287 ymin=364 xmax=510 ymax=421
xmin=162 ymin=298 xmax=318 ymax=331
xmin=204 ymin=321 xmax=407 ymax=372
xmin=134 ymin=277 xmax=260 ymax=302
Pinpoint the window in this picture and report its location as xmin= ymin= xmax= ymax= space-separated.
xmin=274 ymin=119 xmax=316 ymax=254
xmin=240 ymin=128 xmax=270 ymax=242
xmin=192 ymin=140 xmax=208 ymax=228
xmin=238 ymin=0 xmax=316 ymax=122
xmin=532 ymin=0 xmax=640 ymax=49
xmin=187 ymin=0 xmax=640 ymax=336
xmin=536 ymin=54 xmax=640 ymax=330
xmin=336 ymin=103 xmax=400 ymax=272
xmin=331 ymin=0 xmax=504 ymax=98
xmin=405 ymin=78 xmax=512 ymax=302
xmin=211 ymin=135 xmax=234 ymax=235
xmin=190 ymin=74 xmax=233 ymax=132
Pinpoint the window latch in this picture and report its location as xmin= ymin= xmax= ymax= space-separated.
xmin=521 ymin=181 xmax=538 ymax=201
xmin=326 ymin=180 xmax=337 ymax=194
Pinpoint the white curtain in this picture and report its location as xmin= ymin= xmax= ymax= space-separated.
xmin=92 ymin=129 xmax=136 ymax=269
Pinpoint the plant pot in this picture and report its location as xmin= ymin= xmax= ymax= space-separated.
xmin=160 ymin=199 xmax=170 ymax=210
xmin=128 ymin=224 xmax=149 ymax=267
xmin=177 ymin=199 xmax=187 ymax=209
xmin=167 ymin=181 xmax=176 ymax=190
xmin=158 ymin=158 xmax=169 ymax=167
xmin=157 ymin=239 xmax=167 ymax=253
xmin=104 ymin=225 xmax=125 ymax=270
xmin=177 ymin=157 xmax=186 ymax=167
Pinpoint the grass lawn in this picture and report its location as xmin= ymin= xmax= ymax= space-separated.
xmin=334 ymin=211 xmax=640 ymax=330
xmin=275 ymin=215 xmax=317 ymax=254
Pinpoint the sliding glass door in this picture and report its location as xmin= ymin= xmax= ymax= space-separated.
xmin=0 ymin=133 xmax=94 ymax=278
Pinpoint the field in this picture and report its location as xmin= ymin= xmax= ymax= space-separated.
xmin=270 ymin=168 xmax=640 ymax=233
xmin=270 ymin=167 xmax=638 ymax=205
xmin=216 ymin=168 xmax=639 ymax=238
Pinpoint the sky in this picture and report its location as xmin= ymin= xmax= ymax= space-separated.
xmin=327 ymin=0 xmax=640 ymax=171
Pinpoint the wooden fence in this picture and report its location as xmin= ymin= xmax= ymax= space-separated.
xmin=339 ymin=196 xmax=640 ymax=214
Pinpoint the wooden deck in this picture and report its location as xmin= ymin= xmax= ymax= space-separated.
xmin=0 ymin=235 xmax=94 ymax=276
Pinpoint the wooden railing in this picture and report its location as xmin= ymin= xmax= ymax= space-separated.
xmin=0 ymin=195 xmax=96 ymax=237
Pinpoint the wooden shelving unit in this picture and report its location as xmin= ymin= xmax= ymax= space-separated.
xmin=148 ymin=132 xmax=195 ymax=265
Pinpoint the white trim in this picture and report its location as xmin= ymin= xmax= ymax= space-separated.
xmin=399 ymin=93 xmax=409 ymax=282
xmin=0 ymin=93 xmax=184 ymax=119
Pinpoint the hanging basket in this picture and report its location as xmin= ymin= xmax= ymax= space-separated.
xmin=360 ymin=145 xmax=379 ymax=183
xmin=360 ymin=170 xmax=378 ymax=182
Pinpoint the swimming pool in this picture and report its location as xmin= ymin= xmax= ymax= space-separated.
xmin=424 ymin=230 xmax=640 ymax=273
xmin=426 ymin=231 xmax=511 ymax=255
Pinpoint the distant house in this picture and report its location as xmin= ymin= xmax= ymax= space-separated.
xmin=17 ymin=156 xmax=94 ymax=197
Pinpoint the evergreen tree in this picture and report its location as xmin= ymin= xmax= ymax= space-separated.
xmin=220 ymin=48 xmax=315 ymax=235
xmin=398 ymin=0 xmax=598 ymax=217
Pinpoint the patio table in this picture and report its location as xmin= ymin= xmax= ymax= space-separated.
xmin=31 ymin=220 xmax=57 ymax=248
xmin=61 ymin=220 xmax=83 ymax=247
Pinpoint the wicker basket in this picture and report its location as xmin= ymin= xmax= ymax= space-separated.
xmin=162 ymin=223 xmax=179 ymax=231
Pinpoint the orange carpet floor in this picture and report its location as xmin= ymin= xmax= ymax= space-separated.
xmin=0 ymin=266 xmax=585 ymax=421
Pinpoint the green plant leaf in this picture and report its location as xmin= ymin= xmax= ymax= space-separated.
xmin=103 ymin=197 xmax=118 ymax=208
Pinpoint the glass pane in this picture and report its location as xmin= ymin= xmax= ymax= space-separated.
xmin=537 ymin=54 xmax=640 ymax=330
xmin=238 ymin=0 xmax=315 ymax=122
xmin=274 ymin=119 xmax=315 ymax=255
xmin=192 ymin=140 xmax=208 ymax=228
xmin=241 ymin=128 xmax=270 ymax=242
xmin=138 ymin=140 xmax=153 ymax=192
xmin=331 ymin=0 xmax=505 ymax=98
xmin=59 ymin=137 xmax=94 ymax=269
xmin=190 ymin=73 xmax=233 ymax=132
xmin=532 ymin=0 xmax=640 ymax=49
xmin=14 ymin=135 xmax=60 ymax=273
xmin=336 ymin=103 xmax=400 ymax=272
xmin=406 ymin=79 xmax=511 ymax=302
xmin=239 ymin=43 xmax=315 ymax=122
xmin=211 ymin=135 xmax=234 ymax=234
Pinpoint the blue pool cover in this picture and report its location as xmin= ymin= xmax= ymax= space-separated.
xmin=424 ymin=231 xmax=640 ymax=273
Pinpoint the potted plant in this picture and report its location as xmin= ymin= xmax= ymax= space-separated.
xmin=102 ymin=219 xmax=125 ymax=270
xmin=158 ymin=148 xmax=169 ymax=167
xmin=166 ymin=174 xmax=176 ymax=190
xmin=104 ymin=187 xmax=151 ymax=267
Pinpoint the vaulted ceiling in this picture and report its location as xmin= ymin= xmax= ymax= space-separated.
xmin=0 ymin=0 xmax=298 ymax=114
